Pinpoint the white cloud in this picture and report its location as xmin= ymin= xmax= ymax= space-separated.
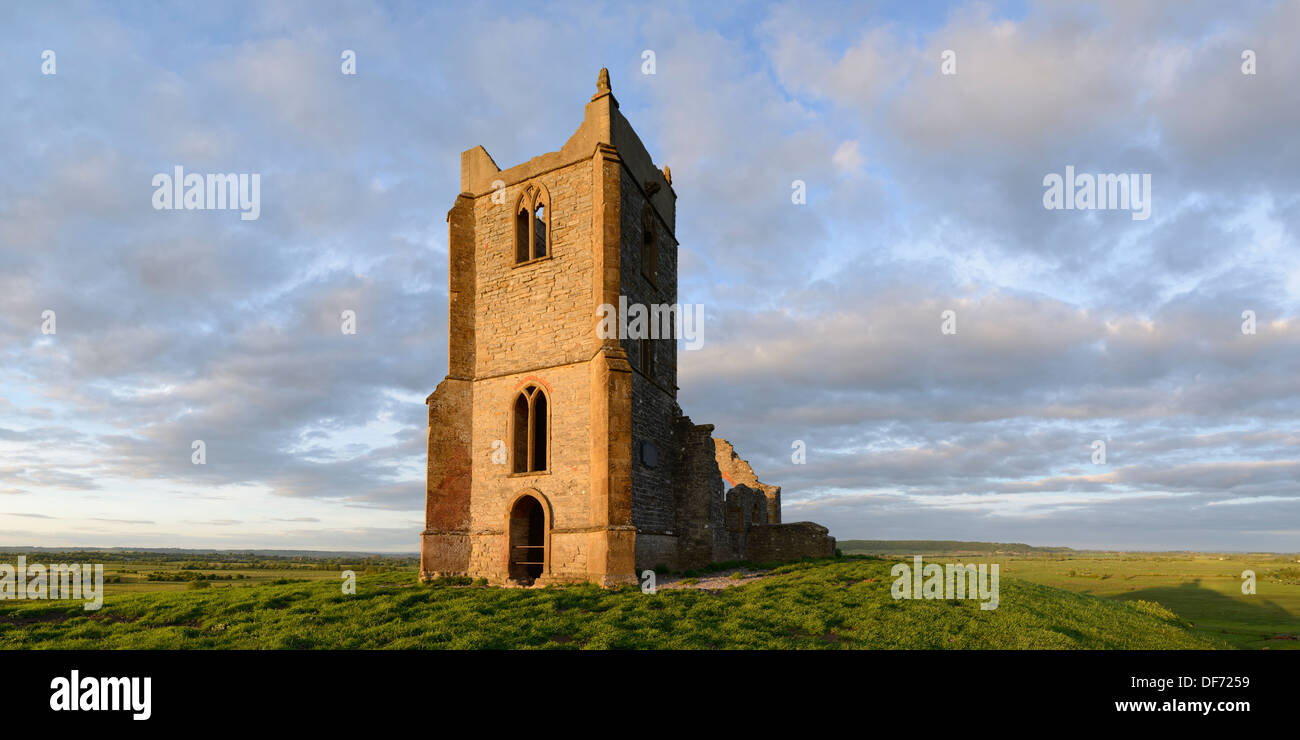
xmin=832 ymin=140 xmax=864 ymax=174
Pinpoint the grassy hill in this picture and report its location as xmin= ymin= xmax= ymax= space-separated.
xmin=993 ymin=555 xmax=1300 ymax=649
xmin=0 ymin=556 xmax=1223 ymax=649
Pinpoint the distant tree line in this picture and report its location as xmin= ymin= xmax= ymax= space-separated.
xmin=145 ymin=571 xmax=249 ymax=582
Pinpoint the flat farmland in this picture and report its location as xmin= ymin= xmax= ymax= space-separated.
xmin=839 ymin=543 xmax=1299 ymax=650
xmin=993 ymin=555 xmax=1300 ymax=650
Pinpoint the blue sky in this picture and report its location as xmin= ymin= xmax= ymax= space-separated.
xmin=1 ymin=0 xmax=1298 ymax=552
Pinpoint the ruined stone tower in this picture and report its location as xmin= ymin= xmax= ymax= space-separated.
xmin=420 ymin=69 xmax=834 ymax=586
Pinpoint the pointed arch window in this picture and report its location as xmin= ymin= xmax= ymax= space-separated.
xmin=514 ymin=185 xmax=551 ymax=264
xmin=510 ymin=385 xmax=549 ymax=473
xmin=640 ymin=205 xmax=658 ymax=285
xmin=640 ymin=336 xmax=655 ymax=378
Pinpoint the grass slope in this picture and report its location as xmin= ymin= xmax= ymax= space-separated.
xmin=0 ymin=557 xmax=1223 ymax=650
xmin=995 ymin=556 xmax=1300 ymax=650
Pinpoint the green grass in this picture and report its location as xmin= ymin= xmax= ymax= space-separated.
xmin=985 ymin=555 xmax=1300 ymax=650
xmin=0 ymin=557 xmax=1224 ymax=649
xmin=838 ymin=543 xmax=1300 ymax=649
xmin=0 ymin=551 xmax=412 ymax=597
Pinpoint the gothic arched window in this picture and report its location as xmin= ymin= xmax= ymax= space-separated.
xmin=640 ymin=206 xmax=657 ymax=285
xmin=510 ymin=385 xmax=549 ymax=473
xmin=514 ymin=185 xmax=551 ymax=264
xmin=640 ymin=336 xmax=655 ymax=378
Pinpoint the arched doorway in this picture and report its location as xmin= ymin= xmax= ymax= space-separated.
xmin=508 ymin=494 xmax=547 ymax=582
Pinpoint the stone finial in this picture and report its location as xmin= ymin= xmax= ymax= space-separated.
xmin=597 ymin=67 xmax=611 ymax=94
xmin=662 ymin=166 xmax=671 ymax=185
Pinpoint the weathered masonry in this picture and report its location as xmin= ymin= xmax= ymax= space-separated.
xmin=420 ymin=69 xmax=835 ymax=586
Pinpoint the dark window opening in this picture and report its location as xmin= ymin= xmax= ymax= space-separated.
xmin=533 ymin=203 xmax=547 ymax=259
xmin=508 ymin=495 xmax=546 ymax=582
xmin=511 ymin=392 xmax=529 ymax=473
xmin=641 ymin=208 xmax=658 ymax=285
xmin=515 ymin=207 xmax=530 ymax=263
xmin=511 ymin=385 xmax=548 ymax=473
xmin=531 ymin=391 xmax=547 ymax=471
xmin=640 ymin=337 xmax=654 ymax=377
xmin=514 ymin=185 xmax=550 ymax=264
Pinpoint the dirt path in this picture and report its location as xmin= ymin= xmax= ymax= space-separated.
xmin=654 ymin=567 xmax=772 ymax=591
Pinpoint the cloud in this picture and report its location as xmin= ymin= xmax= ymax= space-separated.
xmin=832 ymin=141 xmax=865 ymax=174
xmin=0 ymin=0 xmax=1295 ymax=551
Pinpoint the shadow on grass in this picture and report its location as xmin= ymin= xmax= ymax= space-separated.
xmin=1115 ymin=579 xmax=1296 ymax=647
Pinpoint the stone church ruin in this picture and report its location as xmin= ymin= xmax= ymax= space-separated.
xmin=420 ymin=69 xmax=834 ymax=586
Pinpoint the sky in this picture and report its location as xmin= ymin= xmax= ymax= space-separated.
xmin=1 ymin=0 xmax=1297 ymax=552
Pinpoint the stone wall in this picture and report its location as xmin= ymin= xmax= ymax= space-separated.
xmin=619 ymin=166 xmax=678 ymax=394
xmin=630 ymin=374 xmax=677 ymax=537
xmin=709 ymin=483 xmax=771 ymax=562
xmin=468 ymin=365 xmax=593 ymax=535
xmin=471 ymin=159 xmax=595 ymax=380
xmin=634 ymin=533 xmax=678 ymax=572
xmin=420 ymin=377 xmax=472 ymax=578
xmin=447 ymin=195 xmax=476 ymax=378
xmin=670 ymin=416 xmax=726 ymax=569
xmin=724 ymin=483 xmax=770 ymax=532
xmin=715 ymin=438 xmax=781 ymax=524
xmin=623 ymin=163 xmax=682 ymax=546
xmin=746 ymin=522 xmax=837 ymax=563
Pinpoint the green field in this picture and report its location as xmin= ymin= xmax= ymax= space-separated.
xmin=0 ymin=555 xmax=1226 ymax=649
xmin=840 ymin=542 xmax=1300 ymax=650
xmin=0 ymin=549 xmax=412 ymax=596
